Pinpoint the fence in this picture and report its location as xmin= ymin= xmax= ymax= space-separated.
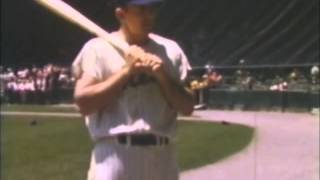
xmin=202 ymin=89 xmax=319 ymax=111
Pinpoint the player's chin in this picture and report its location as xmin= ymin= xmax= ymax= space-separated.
xmin=142 ymin=24 xmax=154 ymax=33
xmin=143 ymin=28 xmax=153 ymax=35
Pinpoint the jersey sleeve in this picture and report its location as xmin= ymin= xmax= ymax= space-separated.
xmin=72 ymin=40 xmax=104 ymax=81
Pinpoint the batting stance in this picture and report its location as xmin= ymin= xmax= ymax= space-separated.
xmin=73 ymin=0 xmax=195 ymax=179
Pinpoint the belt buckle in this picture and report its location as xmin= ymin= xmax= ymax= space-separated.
xmin=116 ymin=134 xmax=130 ymax=146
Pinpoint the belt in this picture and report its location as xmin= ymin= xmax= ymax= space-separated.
xmin=117 ymin=134 xmax=169 ymax=146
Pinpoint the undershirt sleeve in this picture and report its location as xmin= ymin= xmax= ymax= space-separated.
xmin=173 ymin=44 xmax=192 ymax=83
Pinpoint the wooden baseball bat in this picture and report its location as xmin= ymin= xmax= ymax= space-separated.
xmin=35 ymin=0 xmax=129 ymax=78
xmin=35 ymin=0 xmax=128 ymax=52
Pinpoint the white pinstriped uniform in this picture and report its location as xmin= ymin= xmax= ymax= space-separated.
xmin=75 ymin=32 xmax=191 ymax=180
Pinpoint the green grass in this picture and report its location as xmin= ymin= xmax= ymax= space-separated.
xmin=1 ymin=116 xmax=254 ymax=180
xmin=177 ymin=121 xmax=254 ymax=170
xmin=1 ymin=116 xmax=91 ymax=180
xmin=1 ymin=104 xmax=78 ymax=113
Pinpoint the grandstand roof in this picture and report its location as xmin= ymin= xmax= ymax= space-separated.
xmin=1 ymin=0 xmax=319 ymax=67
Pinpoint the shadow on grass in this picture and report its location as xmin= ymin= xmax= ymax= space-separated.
xmin=1 ymin=116 xmax=254 ymax=180
xmin=177 ymin=120 xmax=255 ymax=171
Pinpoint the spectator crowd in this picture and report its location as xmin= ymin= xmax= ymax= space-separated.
xmin=188 ymin=63 xmax=319 ymax=93
xmin=1 ymin=63 xmax=319 ymax=105
xmin=0 ymin=64 xmax=75 ymax=104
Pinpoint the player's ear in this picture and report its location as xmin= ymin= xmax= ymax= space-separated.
xmin=115 ymin=7 xmax=126 ymax=21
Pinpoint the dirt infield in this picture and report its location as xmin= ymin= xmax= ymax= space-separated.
xmin=181 ymin=110 xmax=319 ymax=180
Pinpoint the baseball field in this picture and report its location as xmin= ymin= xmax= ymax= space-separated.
xmin=1 ymin=105 xmax=254 ymax=180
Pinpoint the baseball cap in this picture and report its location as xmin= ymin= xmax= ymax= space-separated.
xmin=115 ymin=0 xmax=163 ymax=6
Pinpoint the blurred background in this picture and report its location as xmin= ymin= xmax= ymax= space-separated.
xmin=1 ymin=0 xmax=319 ymax=111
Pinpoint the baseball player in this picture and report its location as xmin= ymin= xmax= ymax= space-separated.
xmin=73 ymin=0 xmax=195 ymax=179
